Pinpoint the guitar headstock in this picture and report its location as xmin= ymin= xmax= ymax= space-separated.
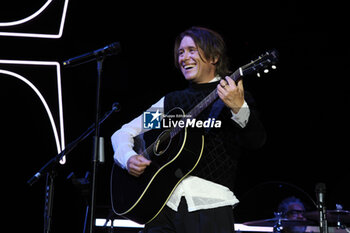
xmin=241 ymin=49 xmax=279 ymax=77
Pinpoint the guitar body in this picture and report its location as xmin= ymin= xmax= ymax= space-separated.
xmin=110 ymin=107 xmax=205 ymax=224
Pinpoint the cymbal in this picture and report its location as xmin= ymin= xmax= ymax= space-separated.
xmin=243 ymin=218 xmax=315 ymax=227
xmin=304 ymin=210 xmax=350 ymax=223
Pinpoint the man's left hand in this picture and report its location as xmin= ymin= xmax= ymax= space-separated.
xmin=217 ymin=76 xmax=244 ymax=114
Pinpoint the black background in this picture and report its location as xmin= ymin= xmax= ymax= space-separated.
xmin=1 ymin=1 xmax=349 ymax=232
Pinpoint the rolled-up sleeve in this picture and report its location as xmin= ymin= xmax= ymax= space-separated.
xmin=111 ymin=97 xmax=164 ymax=168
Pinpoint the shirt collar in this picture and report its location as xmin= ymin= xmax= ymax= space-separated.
xmin=209 ymin=75 xmax=221 ymax=83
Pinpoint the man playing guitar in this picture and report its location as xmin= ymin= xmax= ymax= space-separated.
xmin=111 ymin=26 xmax=267 ymax=233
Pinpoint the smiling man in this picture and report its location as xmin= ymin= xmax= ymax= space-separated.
xmin=111 ymin=26 xmax=266 ymax=233
xmin=177 ymin=36 xmax=216 ymax=83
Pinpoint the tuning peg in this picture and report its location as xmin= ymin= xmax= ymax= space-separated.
xmin=257 ymin=72 xmax=261 ymax=77
xmin=264 ymin=69 xmax=269 ymax=73
xmin=271 ymin=65 xmax=277 ymax=70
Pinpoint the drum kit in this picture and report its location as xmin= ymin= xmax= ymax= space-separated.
xmin=243 ymin=209 xmax=350 ymax=233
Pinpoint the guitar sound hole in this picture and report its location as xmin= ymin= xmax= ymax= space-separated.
xmin=154 ymin=130 xmax=171 ymax=156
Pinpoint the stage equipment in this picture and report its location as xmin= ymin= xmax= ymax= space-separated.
xmin=304 ymin=209 xmax=350 ymax=229
xmin=244 ymin=212 xmax=314 ymax=233
xmin=27 ymin=102 xmax=120 ymax=233
xmin=63 ymin=42 xmax=121 ymax=67
xmin=0 ymin=0 xmax=70 ymax=38
xmin=316 ymin=183 xmax=328 ymax=233
xmin=64 ymin=44 xmax=121 ymax=233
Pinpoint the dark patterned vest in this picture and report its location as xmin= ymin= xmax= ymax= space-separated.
xmin=164 ymin=81 xmax=247 ymax=191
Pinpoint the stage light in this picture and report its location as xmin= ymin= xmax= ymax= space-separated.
xmin=0 ymin=59 xmax=66 ymax=163
xmin=0 ymin=0 xmax=69 ymax=39
xmin=0 ymin=0 xmax=53 ymax=27
xmin=95 ymin=219 xmax=144 ymax=228
xmin=94 ymin=219 xmax=275 ymax=232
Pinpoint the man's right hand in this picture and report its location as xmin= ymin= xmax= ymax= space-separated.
xmin=126 ymin=155 xmax=151 ymax=177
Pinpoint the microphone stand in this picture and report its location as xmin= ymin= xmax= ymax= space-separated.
xmin=27 ymin=101 xmax=120 ymax=233
xmin=316 ymin=183 xmax=328 ymax=233
xmin=29 ymin=43 xmax=120 ymax=233
xmin=89 ymin=57 xmax=104 ymax=233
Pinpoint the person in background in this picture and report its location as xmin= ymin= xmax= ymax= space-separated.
xmin=278 ymin=196 xmax=307 ymax=233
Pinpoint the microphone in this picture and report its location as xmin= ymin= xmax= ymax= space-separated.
xmin=112 ymin=102 xmax=121 ymax=112
xmin=63 ymin=42 xmax=121 ymax=67
xmin=315 ymin=183 xmax=328 ymax=233
xmin=27 ymin=172 xmax=41 ymax=186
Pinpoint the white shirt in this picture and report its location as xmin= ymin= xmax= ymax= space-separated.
xmin=111 ymin=79 xmax=250 ymax=212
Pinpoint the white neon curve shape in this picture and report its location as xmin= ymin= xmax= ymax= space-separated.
xmin=0 ymin=0 xmax=53 ymax=27
xmin=0 ymin=69 xmax=61 ymax=152
xmin=0 ymin=0 xmax=69 ymax=39
xmin=0 ymin=61 xmax=65 ymax=164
